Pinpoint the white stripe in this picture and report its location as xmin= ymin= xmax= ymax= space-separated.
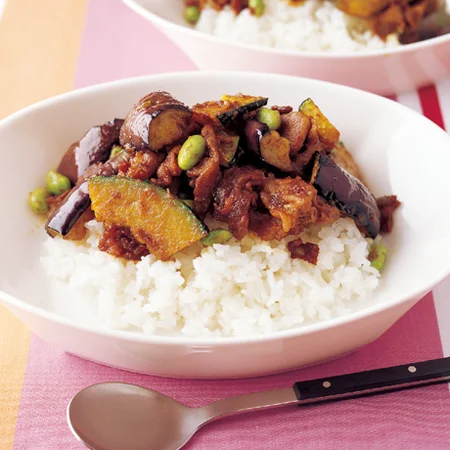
xmin=434 ymin=79 xmax=450 ymax=357
xmin=436 ymin=79 xmax=450 ymax=132
xmin=0 ymin=0 xmax=5 ymax=21
xmin=433 ymin=277 xmax=450 ymax=357
xmin=396 ymin=91 xmax=423 ymax=114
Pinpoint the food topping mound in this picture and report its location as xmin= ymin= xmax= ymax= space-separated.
xmin=29 ymin=91 xmax=399 ymax=266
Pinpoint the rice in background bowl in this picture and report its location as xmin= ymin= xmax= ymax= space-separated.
xmin=196 ymin=0 xmax=401 ymax=53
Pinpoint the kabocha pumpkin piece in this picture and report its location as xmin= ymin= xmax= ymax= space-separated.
xmin=311 ymin=153 xmax=380 ymax=238
xmin=192 ymin=94 xmax=268 ymax=125
xmin=216 ymin=128 xmax=240 ymax=167
xmin=299 ymin=98 xmax=340 ymax=149
xmin=192 ymin=100 xmax=231 ymax=126
xmin=217 ymin=95 xmax=268 ymax=125
xmin=88 ymin=177 xmax=208 ymax=260
xmin=57 ymin=118 xmax=124 ymax=184
xmin=119 ymin=91 xmax=193 ymax=152
xmin=201 ymin=228 xmax=233 ymax=246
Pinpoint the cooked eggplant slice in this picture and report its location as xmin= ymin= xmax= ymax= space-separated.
xmin=46 ymin=150 xmax=132 ymax=238
xmin=57 ymin=118 xmax=123 ymax=184
xmin=192 ymin=94 xmax=268 ymax=126
xmin=119 ymin=91 xmax=192 ymax=152
xmin=243 ymin=121 xmax=293 ymax=172
xmin=311 ymin=153 xmax=380 ymax=238
xmin=299 ymin=98 xmax=340 ymax=149
xmin=243 ymin=119 xmax=269 ymax=154
xmin=89 ymin=176 xmax=208 ymax=260
xmin=45 ymin=182 xmax=91 ymax=238
xmin=329 ymin=141 xmax=362 ymax=181
xmin=260 ymin=131 xmax=293 ymax=172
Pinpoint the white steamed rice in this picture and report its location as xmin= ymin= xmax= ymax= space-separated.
xmin=41 ymin=217 xmax=380 ymax=338
xmin=195 ymin=0 xmax=400 ymax=52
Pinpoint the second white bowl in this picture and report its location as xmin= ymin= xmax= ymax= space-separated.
xmin=123 ymin=0 xmax=450 ymax=96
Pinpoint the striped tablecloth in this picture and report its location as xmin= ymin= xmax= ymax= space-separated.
xmin=1 ymin=1 xmax=450 ymax=449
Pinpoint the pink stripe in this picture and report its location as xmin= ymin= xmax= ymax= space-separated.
xmin=13 ymin=0 xmax=450 ymax=446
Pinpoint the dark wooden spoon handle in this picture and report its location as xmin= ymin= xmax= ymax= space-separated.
xmin=293 ymin=357 xmax=450 ymax=405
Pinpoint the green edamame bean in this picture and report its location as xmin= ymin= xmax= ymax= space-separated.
xmin=46 ymin=170 xmax=72 ymax=195
xmin=249 ymin=0 xmax=265 ymax=16
xmin=257 ymin=107 xmax=281 ymax=131
xmin=201 ymin=229 xmax=233 ymax=246
xmin=110 ymin=145 xmax=123 ymax=159
xmin=178 ymin=135 xmax=206 ymax=171
xmin=369 ymin=244 xmax=387 ymax=272
xmin=184 ymin=6 xmax=200 ymax=25
xmin=28 ymin=187 xmax=49 ymax=214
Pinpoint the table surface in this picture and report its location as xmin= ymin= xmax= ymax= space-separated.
xmin=0 ymin=1 xmax=450 ymax=449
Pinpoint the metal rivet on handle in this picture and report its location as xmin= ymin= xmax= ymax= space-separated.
xmin=408 ymin=366 xmax=417 ymax=373
xmin=323 ymin=381 xmax=331 ymax=388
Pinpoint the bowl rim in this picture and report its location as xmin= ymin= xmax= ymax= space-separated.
xmin=1 ymin=70 xmax=450 ymax=346
xmin=122 ymin=0 xmax=450 ymax=60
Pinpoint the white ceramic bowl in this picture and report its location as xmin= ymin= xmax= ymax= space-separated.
xmin=123 ymin=0 xmax=450 ymax=96
xmin=1 ymin=72 xmax=450 ymax=379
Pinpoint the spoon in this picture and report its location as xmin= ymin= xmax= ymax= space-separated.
xmin=68 ymin=356 xmax=450 ymax=450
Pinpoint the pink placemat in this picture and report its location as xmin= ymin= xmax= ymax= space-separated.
xmin=11 ymin=0 xmax=450 ymax=448
xmin=14 ymin=295 xmax=450 ymax=449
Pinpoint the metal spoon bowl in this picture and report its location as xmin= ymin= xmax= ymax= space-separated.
xmin=68 ymin=383 xmax=207 ymax=450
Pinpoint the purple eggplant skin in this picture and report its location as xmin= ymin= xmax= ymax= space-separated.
xmin=57 ymin=118 xmax=124 ymax=185
xmin=311 ymin=153 xmax=381 ymax=238
xmin=243 ymin=119 xmax=269 ymax=153
xmin=46 ymin=150 xmax=132 ymax=238
xmin=119 ymin=91 xmax=192 ymax=152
